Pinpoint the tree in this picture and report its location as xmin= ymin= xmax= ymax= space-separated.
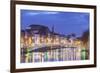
xmin=67 ymin=35 xmax=71 ymax=40
xmin=71 ymin=33 xmax=76 ymax=38
xmin=81 ymin=29 xmax=89 ymax=44
xmin=81 ymin=29 xmax=89 ymax=59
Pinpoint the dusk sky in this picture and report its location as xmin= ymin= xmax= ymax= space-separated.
xmin=21 ymin=10 xmax=89 ymax=37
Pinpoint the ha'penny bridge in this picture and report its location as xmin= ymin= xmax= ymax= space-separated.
xmin=30 ymin=45 xmax=77 ymax=52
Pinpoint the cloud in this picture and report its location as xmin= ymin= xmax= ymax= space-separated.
xmin=43 ymin=11 xmax=60 ymax=14
xmin=25 ymin=11 xmax=60 ymax=16
xmin=26 ymin=12 xmax=40 ymax=15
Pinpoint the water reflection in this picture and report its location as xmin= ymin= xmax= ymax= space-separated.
xmin=21 ymin=46 xmax=88 ymax=63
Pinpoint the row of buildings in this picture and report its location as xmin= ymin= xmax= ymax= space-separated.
xmin=20 ymin=24 xmax=89 ymax=63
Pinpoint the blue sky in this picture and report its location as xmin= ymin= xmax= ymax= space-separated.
xmin=21 ymin=10 xmax=89 ymax=37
